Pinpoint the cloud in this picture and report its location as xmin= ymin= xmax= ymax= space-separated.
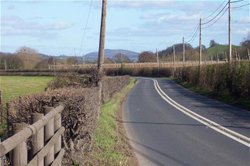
xmin=235 ymin=28 xmax=250 ymax=35
xmin=2 ymin=15 xmax=73 ymax=30
xmin=7 ymin=4 xmax=15 ymax=10
xmin=233 ymin=16 xmax=250 ymax=24
xmin=141 ymin=12 xmax=200 ymax=24
xmin=1 ymin=15 xmax=73 ymax=38
xmin=109 ymin=0 xmax=174 ymax=9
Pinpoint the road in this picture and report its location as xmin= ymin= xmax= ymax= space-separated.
xmin=123 ymin=78 xmax=250 ymax=166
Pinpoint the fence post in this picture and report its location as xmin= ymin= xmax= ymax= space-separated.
xmin=44 ymin=107 xmax=55 ymax=166
xmin=6 ymin=103 xmax=10 ymax=136
xmin=54 ymin=112 xmax=62 ymax=165
xmin=54 ymin=112 xmax=61 ymax=154
xmin=31 ymin=113 xmax=44 ymax=166
xmin=12 ymin=123 xmax=28 ymax=166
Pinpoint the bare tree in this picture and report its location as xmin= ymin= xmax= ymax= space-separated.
xmin=113 ymin=53 xmax=131 ymax=63
xmin=138 ymin=51 xmax=157 ymax=63
xmin=16 ymin=46 xmax=41 ymax=69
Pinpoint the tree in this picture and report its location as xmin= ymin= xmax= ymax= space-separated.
xmin=0 ymin=53 xmax=24 ymax=69
xmin=138 ymin=51 xmax=157 ymax=63
xmin=16 ymin=46 xmax=41 ymax=69
xmin=66 ymin=56 xmax=78 ymax=65
xmin=240 ymin=39 xmax=250 ymax=48
xmin=104 ymin=57 xmax=114 ymax=64
xmin=209 ymin=40 xmax=218 ymax=48
xmin=113 ymin=53 xmax=131 ymax=63
xmin=35 ymin=56 xmax=56 ymax=69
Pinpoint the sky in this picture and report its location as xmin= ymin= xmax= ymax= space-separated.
xmin=0 ymin=0 xmax=249 ymax=56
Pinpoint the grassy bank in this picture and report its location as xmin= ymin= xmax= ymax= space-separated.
xmin=90 ymin=78 xmax=137 ymax=165
xmin=0 ymin=76 xmax=53 ymax=104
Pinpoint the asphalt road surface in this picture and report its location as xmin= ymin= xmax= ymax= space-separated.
xmin=123 ymin=78 xmax=250 ymax=166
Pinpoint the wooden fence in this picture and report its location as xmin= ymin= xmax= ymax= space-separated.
xmin=0 ymin=105 xmax=65 ymax=166
xmin=49 ymin=61 xmax=227 ymax=70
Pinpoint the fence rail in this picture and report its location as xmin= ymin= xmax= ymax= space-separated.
xmin=50 ymin=61 xmax=226 ymax=70
xmin=0 ymin=105 xmax=65 ymax=166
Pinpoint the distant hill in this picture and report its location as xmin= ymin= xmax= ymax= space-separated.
xmin=85 ymin=49 xmax=139 ymax=61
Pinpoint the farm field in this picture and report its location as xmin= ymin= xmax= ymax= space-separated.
xmin=0 ymin=76 xmax=53 ymax=104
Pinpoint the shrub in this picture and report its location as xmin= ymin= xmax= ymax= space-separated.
xmin=6 ymin=75 xmax=130 ymax=164
xmin=175 ymin=62 xmax=250 ymax=99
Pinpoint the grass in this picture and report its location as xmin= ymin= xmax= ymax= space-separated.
xmin=91 ymin=78 xmax=137 ymax=165
xmin=176 ymin=79 xmax=250 ymax=111
xmin=0 ymin=76 xmax=53 ymax=104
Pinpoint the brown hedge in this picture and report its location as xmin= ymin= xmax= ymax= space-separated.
xmin=6 ymin=75 xmax=130 ymax=164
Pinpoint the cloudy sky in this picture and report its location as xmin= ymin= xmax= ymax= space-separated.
xmin=1 ymin=0 xmax=249 ymax=56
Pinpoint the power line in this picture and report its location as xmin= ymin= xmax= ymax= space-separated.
xmin=186 ymin=24 xmax=199 ymax=43
xmin=232 ymin=3 xmax=250 ymax=8
xmin=230 ymin=0 xmax=245 ymax=3
xmin=202 ymin=7 xmax=228 ymax=29
xmin=203 ymin=0 xmax=227 ymax=21
xmin=202 ymin=2 xmax=228 ymax=25
xmin=188 ymin=28 xmax=199 ymax=44
xmin=78 ymin=0 xmax=93 ymax=56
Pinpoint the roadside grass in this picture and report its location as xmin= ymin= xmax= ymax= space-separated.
xmin=91 ymin=78 xmax=137 ymax=165
xmin=0 ymin=76 xmax=53 ymax=137
xmin=175 ymin=79 xmax=250 ymax=111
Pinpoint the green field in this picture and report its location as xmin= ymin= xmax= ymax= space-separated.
xmin=0 ymin=76 xmax=53 ymax=104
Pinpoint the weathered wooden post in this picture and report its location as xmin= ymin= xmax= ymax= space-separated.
xmin=31 ymin=113 xmax=44 ymax=166
xmin=44 ymin=107 xmax=55 ymax=166
xmin=54 ymin=112 xmax=61 ymax=154
xmin=6 ymin=103 xmax=10 ymax=135
xmin=12 ymin=123 xmax=28 ymax=166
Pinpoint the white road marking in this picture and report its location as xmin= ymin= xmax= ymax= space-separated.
xmin=153 ymin=79 xmax=250 ymax=148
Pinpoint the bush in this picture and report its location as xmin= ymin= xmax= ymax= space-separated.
xmin=175 ymin=62 xmax=250 ymax=99
xmin=6 ymin=75 xmax=130 ymax=164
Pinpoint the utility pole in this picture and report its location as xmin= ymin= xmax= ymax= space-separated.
xmin=228 ymin=0 xmax=232 ymax=63
xmin=156 ymin=48 xmax=159 ymax=64
xmin=199 ymin=18 xmax=202 ymax=66
xmin=4 ymin=59 xmax=7 ymax=71
xmin=97 ymin=0 xmax=107 ymax=107
xmin=182 ymin=37 xmax=185 ymax=65
xmin=247 ymin=48 xmax=250 ymax=61
xmin=173 ymin=45 xmax=176 ymax=76
xmin=156 ymin=48 xmax=159 ymax=75
xmin=97 ymin=0 xmax=107 ymax=78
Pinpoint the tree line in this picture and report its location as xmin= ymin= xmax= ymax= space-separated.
xmin=1 ymin=38 xmax=249 ymax=70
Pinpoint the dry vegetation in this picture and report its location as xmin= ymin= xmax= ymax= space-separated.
xmin=174 ymin=62 xmax=250 ymax=98
xmin=174 ymin=62 xmax=250 ymax=109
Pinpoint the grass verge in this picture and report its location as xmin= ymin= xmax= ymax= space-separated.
xmin=90 ymin=78 xmax=137 ymax=166
xmin=175 ymin=79 xmax=250 ymax=111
